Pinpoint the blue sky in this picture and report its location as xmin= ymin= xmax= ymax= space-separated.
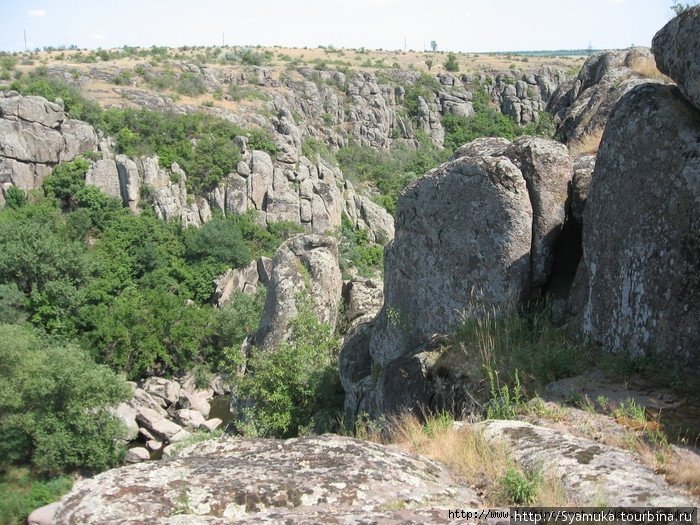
xmin=0 ymin=0 xmax=684 ymax=53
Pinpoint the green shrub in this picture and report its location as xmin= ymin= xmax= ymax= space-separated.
xmin=444 ymin=52 xmax=460 ymax=72
xmin=4 ymin=186 xmax=27 ymax=209
xmin=183 ymin=215 xmax=252 ymax=268
xmin=486 ymin=369 xmax=526 ymax=420
xmin=234 ymin=295 xmax=342 ymax=437
xmin=499 ymin=465 xmax=541 ymax=504
xmin=403 ymin=73 xmax=441 ymax=118
xmin=0 ymin=470 xmax=73 ymax=525
xmin=0 ymin=324 xmax=131 ymax=474
xmin=42 ymin=158 xmax=90 ymax=209
xmin=176 ymin=72 xmax=206 ymax=96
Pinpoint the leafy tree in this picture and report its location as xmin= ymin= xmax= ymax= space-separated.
xmin=4 ymin=186 xmax=27 ymax=209
xmin=183 ymin=215 xmax=252 ymax=268
xmin=234 ymin=295 xmax=342 ymax=437
xmin=444 ymin=52 xmax=460 ymax=72
xmin=42 ymin=158 xmax=90 ymax=210
xmin=430 ymin=40 xmax=438 ymax=52
xmin=424 ymin=58 xmax=434 ymax=71
xmin=85 ymin=288 xmax=214 ymax=379
xmin=0 ymin=324 xmax=131 ymax=474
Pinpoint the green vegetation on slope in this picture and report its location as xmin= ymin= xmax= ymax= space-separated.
xmin=0 ymin=162 xmax=298 ymax=379
xmin=235 ymin=294 xmax=342 ymax=438
xmin=336 ymin=134 xmax=448 ymax=214
xmin=442 ymin=87 xmax=556 ymax=151
xmin=10 ymin=73 xmax=279 ymax=195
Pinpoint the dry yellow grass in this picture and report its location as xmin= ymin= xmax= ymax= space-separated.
xmin=666 ymin=457 xmax=700 ymax=497
xmin=385 ymin=411 xmax=570 ymax=506
xmin=569 ymin=128 xmax=604 ymax=156
xmin=627 ymin=56 xmax=668 ymax=81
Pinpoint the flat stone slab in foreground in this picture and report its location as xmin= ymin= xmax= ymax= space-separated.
xmin=51 ymin=434 xmax=480 ymax=524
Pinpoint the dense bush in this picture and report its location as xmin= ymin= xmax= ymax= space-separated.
xmin=336 ymin=137 xmax=448 ymax=214
xmin=444 ymin=52 xmax=460 ymax=72
xmin=42 ymin=158 xmax=90 ymax=210
xmin=0 ymin=471 xmax=72 ymax=525
xmin=442 ymin=86 xmax=556 ymax=151
xmin=234 ymin=295 xmax=342 ymax=437
xmin=0 ymin=183 xmax=291 ymax=378
xmin=0 ymin=324 xmax=131 ymax=474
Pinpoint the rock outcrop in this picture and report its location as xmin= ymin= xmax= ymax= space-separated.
xmin=0 ymin=93 xmax=394 ymax=245
xmin=0 ymin=91 xmax=97 ymax=195
xmin=571 ymin=83 xmax=700 ymax=368
xmin=48 ymin=434 xmax=480 ymax=524
xmin=369 ymin=153 xmax=534 ymax=369
xmin=653 ymin=5 xmax=700 ymax=112
xmin=341 ymin=136 xmax=573 ymax=419
xmin=212 ymin=259 xmax=266 ymax=307
xmin=550 ymin=48 xmax=666 ymax=144
xmin=255 ymin=234 xmax=342 ymax=351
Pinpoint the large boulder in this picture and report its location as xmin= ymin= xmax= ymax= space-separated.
xmin=341 ymin=136 xmax=578 ymax=419
xmin=504 ymin=137 xmax=573 ymax=288
xmin=653 ymin=6 xmax=700 ymax=112
xmin=572 ymin=83 xmax=700 ymax=368
xmin=50 ymin=435 xmax=480 ymax=524
xmin=368 ymin=154 xmax=533 ymax=368
xmin=255 ymin=234 xmax=342 ymax=351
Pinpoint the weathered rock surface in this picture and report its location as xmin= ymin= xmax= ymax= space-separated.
xmin=550 ymin=48 xmax=666 ymax=144
xmin=256 ymin=234 xmax=342 ymax=351
xmin=125 ymin=446 xmax=150 ymax=463
xmin=653 ymin=5 xmax=700 ymax=112
xmin=135 ymin=407 xmax=184 ymax=441
xmin=572 ymin=83 xmax=700 ymax=368
xmin=212 ymin=259 xmax=260 ymax=307
xmin=51 ymin=435 xmax=480 ymax=524
xmin=368 ymin=154 xmax=533 ymax=369
xmin=570 ymin=154 xmax=595 ymax=226
xmin=342 ymin=278 xmax=383 ymax=331
xmin=504 ymin=137 xmax=573 ymax=288
xmin=143 ymin=377 xmax=182 ymax=406
xmin=0 ymin=92 xmax=97 ymax=192
xmin=27 ymin=502 xmax=60 ymax=525
xmin=478 ymin=420 xmax=694 ymax=506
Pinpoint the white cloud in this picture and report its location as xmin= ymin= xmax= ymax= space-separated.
xmin=28 ymin=9 xmax=47 ymax=17
xmin=92 ymin=34 xmax=107 ymax=40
